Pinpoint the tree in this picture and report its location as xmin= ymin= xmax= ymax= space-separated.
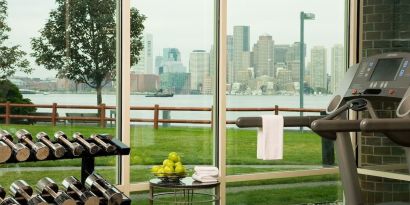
xmin=0 ymin=79 xmax=36 ymax=124
xmin=0 ymin=0 xmax=30 ymax=79
xmin=31 ymin=0 xmax=146 ymax=105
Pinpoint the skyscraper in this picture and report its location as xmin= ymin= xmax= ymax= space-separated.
xmin=252 ymin=34 xmax=274 ymax=77
xmin=331 ymin=44 xmax=345 ymax=93
xmin=189 ymin=50 xmax=210 ymax=91
xmin=309 ymin=46 xmax=327 ymax=92
xmin=162 ymin=48 xmax=186 ymax=73
xmin=274 ymin=44 xmax=290 ymax=65
xmin=286 ymin=42 xmax=306 ymax=62
xmin=233 ymin=26 xmax=250 ymax=82
xmin=134 ymin=33 xmax=153 ymax=74
xmin=163 ymin=48 xmax=181 ymax=62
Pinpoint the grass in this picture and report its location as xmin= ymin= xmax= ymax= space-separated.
xmin=0 ymin=124 xmax=340 ymax=204
xmin=0 ymin=124 xmax=325 ymax=167
xmin=130 ymin=174 xmax=343 ymax=205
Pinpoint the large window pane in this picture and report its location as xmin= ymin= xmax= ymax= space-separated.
xmin=226 ymin=0 xmax=346 ymax=203
xmin=0 ymin=0 xmax=119 ymax=186
xmin=130 ymin=0 xmax=215 ymax=183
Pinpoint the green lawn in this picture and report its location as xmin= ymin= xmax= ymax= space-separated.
xmin=0 ymin=124 xmax=325 ymax=166
xmin=0 ymin=124 xmax=341 ymax=204
xmin=130 ymin=174 xmax=342 ymax=205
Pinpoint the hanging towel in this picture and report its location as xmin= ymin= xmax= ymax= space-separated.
xmin=257 ymin=115 xmax=284 ymax=160
xmin=194 ymin=166 xmax=219 ymax=176
xmin=192 ymin=173 xmax=218 ymax=183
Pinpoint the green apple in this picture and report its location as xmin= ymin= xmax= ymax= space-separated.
xmin=168 ymin=152 xmax=180 ymax=162
xmin=175 ymin=165 xmax=185 ymax=175
xmin=151 ymin=165 xmax=161 ymax=173
xmin=174 ymin=162 xmax=182 ymax=167
xmin=164 ymin=166 xmax=174 ymax=174
xmin=157 ymin=168 xmax=165 ymax=177
xmin=163 ymin=159 xmax=174 ymax=167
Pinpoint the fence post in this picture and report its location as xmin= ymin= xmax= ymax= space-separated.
xmin=52 ymin=103 xmax=57 ymax=126
xmin=274 ymin=105 xmax=279 ymax=115
xmin=100 ymin=103 xmax=106 ymax=128
xmin=5 ymin=101 xmax=10 ymax=124
xmin=154 ymin=104 xmax=159 ymax=129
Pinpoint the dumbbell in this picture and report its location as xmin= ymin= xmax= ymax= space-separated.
xmin=0 ymin=140 xmax=12 ymax=163
xmin=54 ymin=131 xmax=84 ymax=156
xmin=73 ymin=133 xmax=100 ymax=155
xmin=0 ymin=130 xmax=30 ymax=162
xmin=90 ymin=134 xmax=116 ymax=153
xmin=36 ymin=132 xmax=66 ymax=158
xmin=62 ymin=176 xmax=99 ymax=205
xmin=85 ymin=173 xmax=122 ymax=205
xmin=10 ymin=180 xmax=47 ymax=205
xmin=0 ymin=186 xmax=20 ymax=205
xmin=15 ymin=130 xmax=49 ymax=161
xmin=36 ymin=177 xmax=76 ymax=205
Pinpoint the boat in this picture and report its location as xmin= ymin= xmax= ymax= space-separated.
xmin=145 ymin=89 xmax=174 ymax=97
xmin=145 ymin=93 xmax=174 ymax=97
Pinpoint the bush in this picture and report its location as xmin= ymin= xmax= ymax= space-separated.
xmin=0 ymin=79 xmax=36 ymax=124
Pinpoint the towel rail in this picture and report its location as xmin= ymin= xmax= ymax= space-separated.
xmin=235 ymin=116 xmax=325 ymax=128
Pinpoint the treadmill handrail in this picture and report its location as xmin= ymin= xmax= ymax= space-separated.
xmin=360 ymin=118 xmax=410 ymax=131
xmin=235 ymin=116 xmax=324 ymax=128
xmin=310 ymin=120 xmax=362 ymax=132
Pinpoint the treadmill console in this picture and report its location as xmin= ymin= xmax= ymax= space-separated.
xmin=346 ymin=52 xmax=410 ymax=99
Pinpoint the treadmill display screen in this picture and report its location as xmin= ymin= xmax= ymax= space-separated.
xmin=370 ymin=58 xmax=403 ymax=81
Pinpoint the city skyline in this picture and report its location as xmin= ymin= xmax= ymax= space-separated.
xmin=6 ymin=0 xmax=344 ymax=79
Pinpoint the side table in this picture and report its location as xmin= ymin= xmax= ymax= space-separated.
xmin=149 ymin=177 xmax=220 ymax=204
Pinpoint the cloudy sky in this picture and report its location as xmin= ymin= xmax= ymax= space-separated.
xmin=7 ymin=0 xmax=345 ymax=79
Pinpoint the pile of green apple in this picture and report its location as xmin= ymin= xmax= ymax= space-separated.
xmin=151 ymin=152 xmax=186 ymax=177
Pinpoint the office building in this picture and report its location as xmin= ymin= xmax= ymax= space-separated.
xmin=133 ymin=33 xmax=154 ymax=74
xmin=252 ymin=34 xmax=274 ymax=77
xmin=309 ymin=46 xmax=327 ymax=92
xmin=130 ymin=73 xmax=159 ymax=92
xmin=189 ymin=50 xmax=210 ymax=91
xmin=233 ymin=26 xmax=250 ymax=82
xmin=331 ymin=44 xmax=345 ymax=93
xmin=160 ymin=72 xmax=191 ymax=94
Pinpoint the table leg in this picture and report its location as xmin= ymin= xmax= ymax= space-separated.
xmin=215 ymin=184 xmax=220 ymax=205
xmin=149 ymin=186 xmax=154 ymax=205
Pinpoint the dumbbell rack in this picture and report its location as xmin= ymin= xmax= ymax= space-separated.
xmin=2 ymin=135 xmax=131 ymax=205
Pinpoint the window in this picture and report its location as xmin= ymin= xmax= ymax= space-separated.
xmin=0 ymin=0 xmax=120 ymax=185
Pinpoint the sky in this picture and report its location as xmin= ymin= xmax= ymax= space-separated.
xmin=7 ymin=0 xmax=345 ymax=79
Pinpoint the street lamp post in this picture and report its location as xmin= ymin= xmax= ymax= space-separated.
xmin=299 ymin=12 xmax=315 ymax=130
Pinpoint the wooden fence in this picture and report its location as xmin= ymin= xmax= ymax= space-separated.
xmin=0 ymin=102 xmax=325 ymax=129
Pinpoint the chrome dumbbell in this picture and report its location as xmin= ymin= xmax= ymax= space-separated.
xmin=54 ymin=131 xmax=84 ymax=156
xmin=36 ymin=132 xmax=66 ymax=158
xmin=84 ymin=173 xmax=122 ymax=205
xmin=16 ymin=130 xmax=49 ymax=160
xmin=36 ymin=177 xmax=76 ymax=205
xmin=0 ymin=186 xmax=20 ymax=205
xmin=0 ymin=140 xmax=12 ymax=163
xmin=90 ymin=134 xmax=116 ymax=153
xmin=10 ymin=180 xmax=48 ymax=205
xmin=73 ymin=133 xmax=100 ymax=155
xmin=0 ymin=130 xmax=30 ymax=162
xmin=62 ymin=176 xmax=99 ymax=205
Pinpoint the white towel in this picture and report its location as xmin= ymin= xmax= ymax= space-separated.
xmin=192 ymin=173 xmax=218 ymax=183
xmin=257 ymin=115 xmax=284 ymax=160
xmin=194 ymin=166 xmax=219 ymax=176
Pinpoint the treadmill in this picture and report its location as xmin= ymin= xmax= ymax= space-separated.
xmin=236 ymin=52 xmax=410 ymax=205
